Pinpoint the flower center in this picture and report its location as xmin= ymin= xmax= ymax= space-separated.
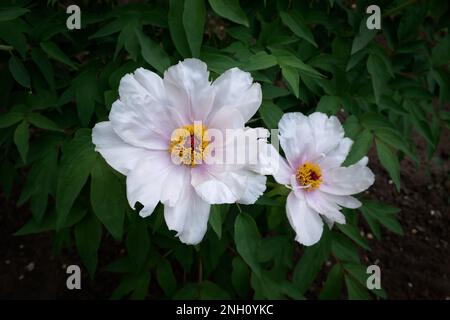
xmin=296 ymin=162 xmax=323 ymax=191
xmin=169 ymin=123 xmax=209 ymax=167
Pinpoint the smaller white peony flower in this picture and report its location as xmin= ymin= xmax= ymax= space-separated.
xmin=92 ymin=58 xmax=270 ymax=245
xmin=271 ymin=112 xmax=375 ymax=246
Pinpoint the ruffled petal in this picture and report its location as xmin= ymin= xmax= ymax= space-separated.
xmin=211 ymin=68 xmax=262 ymax=123
xmin=237 ymin=172 xmax=267 ymax=205
xmin=164 ymin=185 xmax=211 ymax=245
xmin=278 ymin=112 xmax=314 ymax=168
xmin=305 ymin=190 xmax=346 ymax=224
xmin=286 ymin=192 xmax=324 ymax=246
xmin=308 ymin=113 xmax=345 ymax=156
xmin=163 ymin=58 xmax=213 ymax=122
xmin=126 ymin=151 xmax=175 ymax=217
xmin=320 ymin=157 xmax=375 ymax=196
xmin=92 ymin=121 xmax=151 ymax=175
xmin=318 ymin=137 xmax=353 ymax=170
xmin=191 ymin=166 xmax=247 ymax=204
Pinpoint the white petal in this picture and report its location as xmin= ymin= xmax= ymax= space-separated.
xmin=191 ymin=166 xmax=247 ymax=204
xmin=163 ymin=58 xmax=213 ymax=122
xmin=126 ymin=151 xmax=174 ymax=217
xmin=318 ymin=137 xmax=353 ymax=170
xmin=286 ymin=192 xmax=324 ymax=246
xmin=322 ymin=194 xmax=362 ymax=209
xmin=164 ymin=185 xmax=211 ymax=245
xmin=278 ymin=112 xmax=314 ymax=168
xmin=92 ymin=121 xmax=151 ymax=175
xmin=271 ymin=152 xmax=293 ymax=185
xmin=320 ymin=158 xmax=375 ymax=196
xmin=207 ymin=106 xmax=245 ymax=131
xmin=237 ymin=172 xmax=267 ymax=205
xmin=305 ymin=190 xmax=346 ymax=224
xmin=308 ymin=112 xmax=345 ymax=155
xmin=212 ymin=67 xmax=262 ymax=123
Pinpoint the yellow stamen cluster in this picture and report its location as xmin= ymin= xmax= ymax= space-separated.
xmin=296 ymin=162 xmax=323 ymax=191
xmin=169 ymin=124 xmax=209 ymax=167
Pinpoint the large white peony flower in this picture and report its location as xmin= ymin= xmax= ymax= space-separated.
xmin=271 ymin=112 xmax=375 ymax=246
xmin=92 ymin=58 xmax=270 ymax=245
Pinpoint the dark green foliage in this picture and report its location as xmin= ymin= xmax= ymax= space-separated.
xmin=1 ymin=0 xmax=448 ymax=300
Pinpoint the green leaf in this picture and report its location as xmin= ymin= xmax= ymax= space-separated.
xmin=280 ymin=11 xmax=317 ymax=48
xmin=293 ymin=233 xmax=330 ymax=294
xmin=111 ymin=271 xmax=150 ymax=300
xmin=231 ymin=256 xmax=250 ymax=299
xmin=345 ymin=275 xmax=371 ymax=300
xmin=281 ymin=65 xmax=299 ymax=98
xmin=73 ymin=70 xmax=99 ymax=126
xmin=208 ymin=204 xmax=224 ymax=239
xmin=319 ymin=263 xmax=344 ymax=300
xmin=343 ymin=129 xmax=373 ymax=166
xmin=126 ymin=216 xmax=150 ymax=271
xmin=361 ymin=200 xmax=403 ymax=236
xmin=351 ymin=21 xmax=376 ymax=55
xmin=343 ymin=263 xmax=387 ymax=299
xmin=241 ymin=52 xmax=277 ymax=71
xmin=27 ymin=113 xmax=61 ymax=131
xmin=13 ymin=120 xmax=29 ymax=163
xmin=234 ymin=213 xmax=261 ymax=276
xmin=168 ymin=0 xmax=191 ymax=57
xmin=40 ymin=41 xmax=78 ymax=70
xmin=135 ymin=29 xmax=171 ymax=74
xmin=336 ymin=224 xmax=370 ymax=250
xmin=331 ymin=232 xmax=360 ymax=263
xmin=75 ymin=214 xmax=102 ymax=278
xmin=9 ymin=55 xmax=30 ymax=88
xmin=374 ymin=127 xmax=417 ymax=163
xmin=0 ymin=112 xmax=23 ymax=128
xmin=316 ymin=95 xmax=340 ymax=115
xmin=259 ymin=101 xmax=283 ymax=129
xmin=15 ymin=207 xmax=86 ymax=236
xmin=90 ymin=159 xmax=126 ymax=240
xmin=0 ymin=7 xmax=29 ymax=22
xmin=183 ymin=0 xmax=205 ymax=58
xmin=273 ymin=48 xmax=325 ymax=79
xmin=208 ymin=0 xmax=249 ymax=27
xmin=375 ymin=139 xmax=400 ymax=191
xmin=56 ymin=129 xmax=97 ymax=228
xmin=31 ymin=48 xmax=55 ymax=89
xmin=156 ymin=258 xmax=177 ymax=297
xmin=367 ymin=54 xmax=389 ymax=104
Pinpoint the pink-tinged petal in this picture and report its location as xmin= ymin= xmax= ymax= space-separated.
xmin=211 ymin=68 xmax=262 ymax=123
xmin=305 ymin=190 xmax=346 ymax=224
xmin=164 ymin=185 xmax=211 ymax=245
xmin=320 ymin=157 xmax=375 ymax=196
xmin=92 ymin=121 xmax=151 ymax=175
xmin=126 ymin=151 xmax=175 ymax=217
xmin=286 ymin=192 xmax=324 ymax=246
xmin=278 ymin=113 xmax=314 ymax=168
xmin=318 ymin=137 xmax=353 ymax=170
xmin=308 ymin=113 xmax=345 ymax=156
xmin=271 ymin=152 xmax=294 ymax=185
xmin=163 ymin=58 xmax=213 ymax=122
xmin=109 ymin=99 xmax=183 ymax=150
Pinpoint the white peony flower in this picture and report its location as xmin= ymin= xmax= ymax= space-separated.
xmin=92 ymin=58 xmax=270 ymax=245
xmin=271 ymin=112 xmax=375 ymax=246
